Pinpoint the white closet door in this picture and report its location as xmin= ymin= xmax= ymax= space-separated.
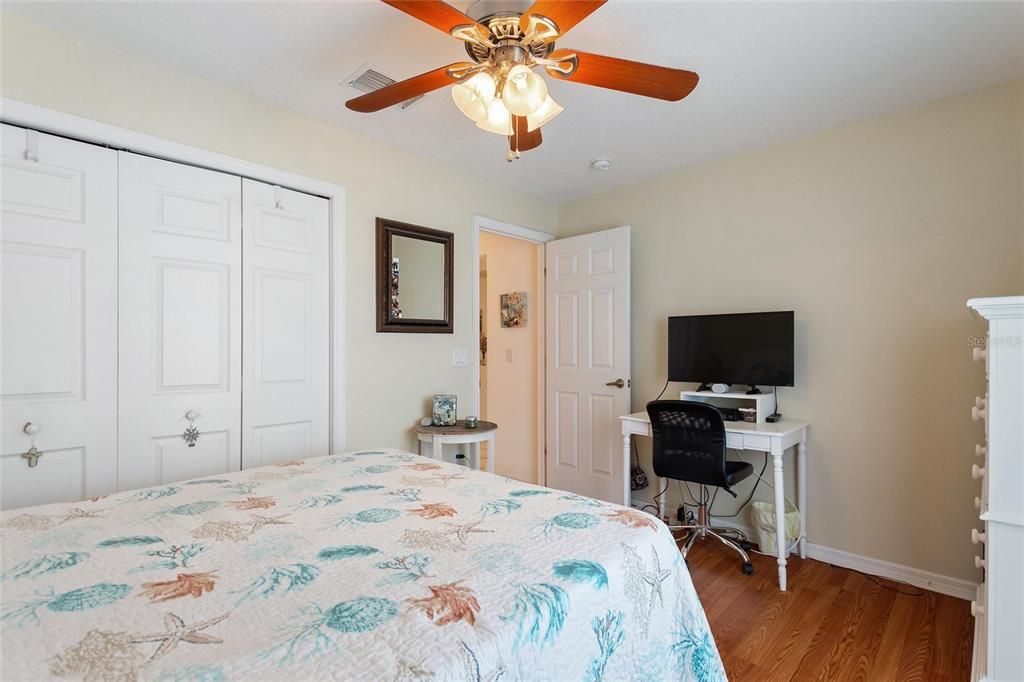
xmin=242 ymin=179 xmax=330 ymax=466
xmin=117 ymin=152 xmax=242 ymax=489
xmin=0 ymin=124 xmax=118 ymax=509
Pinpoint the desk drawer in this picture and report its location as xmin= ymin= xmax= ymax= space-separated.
xmin=743 ymin=434 xmax=773 ymax=451
xmin=727 ymin=431 xmax=772 ymax=451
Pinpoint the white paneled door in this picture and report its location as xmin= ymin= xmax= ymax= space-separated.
xmin=545 ymin=226 xmax=631 ymax=503
xmin=0 ymin=124 xmax=118 ymax=509
xmin=242 ymin=179 xmax=330 ymax=467
xmin=117 ymin=152 xmax=243 ymax=490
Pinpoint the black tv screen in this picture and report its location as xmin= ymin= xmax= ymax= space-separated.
xmin=668 ymin=311 xmax=794 ymax=387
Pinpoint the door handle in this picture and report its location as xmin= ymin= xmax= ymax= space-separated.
xmin=605 ymin=378 xmax=625 ymax=388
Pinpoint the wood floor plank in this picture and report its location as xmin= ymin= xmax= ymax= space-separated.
xmin=684 ymin=539 xmax=972 ymax=682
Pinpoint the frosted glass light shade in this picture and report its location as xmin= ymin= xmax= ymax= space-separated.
xmin=452 ymin=71 xmax=496 ymax=123
xmin=501 ymin=64 xmax=548 ymax=116
xmin=476 ymin=99 xmax=513 ymax=135
xmin=526 ymin=95 xmax=563 ymax=131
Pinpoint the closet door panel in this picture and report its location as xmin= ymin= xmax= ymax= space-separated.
xmin=118 ymin=152 xmax=242 ymax=490
xmin=242 ymin=180 xmax=330 ymax=467
xmin=0 ymin=124 xmax=117 ymax=509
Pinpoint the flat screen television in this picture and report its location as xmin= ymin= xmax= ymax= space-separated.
xmin=668 ymin=311 xmax=794 ymax=387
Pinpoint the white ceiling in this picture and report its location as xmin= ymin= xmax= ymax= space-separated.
xmin=8 ymin=1 xmax=1023 ymax=202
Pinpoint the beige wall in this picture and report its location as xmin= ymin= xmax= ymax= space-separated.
xmin=480 ymin=231 xmax=542 ymax=484
xmin=558 ymin=80 xmax=1024 ymax=581
xmin=0 ymin=12 xmax=556 ymax=453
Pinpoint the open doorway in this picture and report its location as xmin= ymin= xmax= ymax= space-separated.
xmin=472 ymin=216 xmax=553 ymax=484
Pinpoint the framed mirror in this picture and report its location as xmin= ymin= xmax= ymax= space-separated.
xmin=376 ymin=217 xmax=454 ymax=333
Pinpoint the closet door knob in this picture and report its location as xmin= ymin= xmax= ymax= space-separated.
xmin=972 ymin=406 xmax=987 ymax=422
xmin=605 ymin=378 xmax=625 ymax=388
xmin=974 ymin=555 xmax=986 ymax=569
xmin=971 ymin=464 xmax=986 ymax=480
xmin=971 ymin=528 xmax=986 ymax=544
xmin=972 ymin=347 xmax=987 ymax=362
xmin=975 ymin=444 xmax=986 ymax=458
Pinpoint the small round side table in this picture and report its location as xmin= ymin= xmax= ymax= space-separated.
xmin=413 ymin=420 xmax=497 ymax=472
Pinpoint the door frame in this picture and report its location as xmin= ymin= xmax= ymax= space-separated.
xmin=0 ymin=98 xmax=348 ymax=454
xmin=471 ymin=215 xmax=553 ymax=484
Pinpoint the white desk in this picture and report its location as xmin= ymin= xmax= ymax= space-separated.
xmin=620 ymin=412 xmax=809 ymax=591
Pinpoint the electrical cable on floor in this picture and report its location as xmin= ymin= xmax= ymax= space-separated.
xmin=650 ymin=480 xmax=669 ymax=516
xmin=858 ymin=572 xmax=926 ymax=596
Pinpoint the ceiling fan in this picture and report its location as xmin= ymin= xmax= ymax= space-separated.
xmin=345 ymin=0 xmax=699 ymax=160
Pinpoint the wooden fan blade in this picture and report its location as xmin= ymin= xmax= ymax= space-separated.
xmin=381 ymin=0 xmax=489 ymax=39
xmin=519 ymin=1 xmax=606 ymax=39
xmin=511 ymin=116 xmax=543 ymax=152
xmin=547 ymin=49 xmax=699 ymax=101
xmin=346 ymin=63 xmax=473 ymax=113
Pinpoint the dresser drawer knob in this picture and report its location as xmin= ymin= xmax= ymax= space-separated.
xmin=975 ymin=555 xmax=986 ymax=569
xmin=971 ymin=600 xmax=984 ymax=617
xmin=972 ymin=347 xmax=987 ymax=362
xmin=971 ymin=464 xmax=986 ymax=480
xmin=975 ymin=444 xmax=986 ymax=458
xmin=971 ymin=528 xmax=986 ymax=544
xmin=972 ymin=406 xmax=987 ymax=422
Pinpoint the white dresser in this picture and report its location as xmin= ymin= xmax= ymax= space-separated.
xmin=968 ymin=296 xmax=1023 ymax=682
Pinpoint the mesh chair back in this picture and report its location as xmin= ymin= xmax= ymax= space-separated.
xmin=646 ymin=400 xmax=730 ymax=488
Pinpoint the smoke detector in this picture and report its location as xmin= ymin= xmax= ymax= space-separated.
xmin=590 ymin=158 xmax=612 ymax=171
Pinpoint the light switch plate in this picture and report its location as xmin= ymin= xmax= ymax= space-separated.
xmin=452 ymin=348 xmax=468 ymax=367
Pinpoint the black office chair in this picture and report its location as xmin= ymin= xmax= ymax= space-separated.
xmin=647 ymin=400 xmax=755 ymax=574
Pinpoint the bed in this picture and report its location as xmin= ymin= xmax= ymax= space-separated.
xmin=1 ymin=449 xmax=724 ymax=681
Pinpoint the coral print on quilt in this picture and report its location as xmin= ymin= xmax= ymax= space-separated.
xmin=1 ymin=449 xmax=725 ymax=681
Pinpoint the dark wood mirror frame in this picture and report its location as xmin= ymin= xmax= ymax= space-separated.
xmin=376 ymin=217 xmax=454 ymax=334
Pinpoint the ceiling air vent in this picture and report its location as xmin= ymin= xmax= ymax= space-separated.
xmin=345 ymin=65 xmax=424 ymax=110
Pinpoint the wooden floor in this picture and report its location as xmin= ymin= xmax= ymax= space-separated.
xmin=685 ymin=539 xmax=974 ymax=681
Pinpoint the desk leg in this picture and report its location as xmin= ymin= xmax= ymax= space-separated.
xmin=772 ymin=445 xmax=787 ymax=591
xmin=622 ymin=433 xmax=632 ymax=507
xmin=432 ymin=435 xmax=443 ymax=462
xmin=487 ymin=433 xmax=496 ymax=474
xmin=798 ymin=434 xmax=807 ymax=559
xmin=658 ymin=476 xmax=669 ymax=523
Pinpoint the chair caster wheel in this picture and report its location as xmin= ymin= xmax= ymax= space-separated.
xmin=742 ymin=562 xmax=754 ymax=576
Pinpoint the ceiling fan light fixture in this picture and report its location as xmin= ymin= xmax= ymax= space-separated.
xmin=501 ymin=64 xmax=548 ymax=116
xmin=476 ymin=98 xmax=513 ymax=135
xmin=452 ymin=70 xmax=497 ymax=123
xmin=526 ymin=94 xmax=563 ymax=131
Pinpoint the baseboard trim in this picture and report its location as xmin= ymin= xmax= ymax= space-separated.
xmin=632 ymin=497 xmax=977 ymax=601
xmin=804 ymin=543 xmax=977 ymax=601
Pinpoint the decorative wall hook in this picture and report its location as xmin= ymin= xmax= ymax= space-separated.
xmin=22 ymin=422 xmax=42 ymax=467
xmin=182 ymin=410 xmax=201 ymax=447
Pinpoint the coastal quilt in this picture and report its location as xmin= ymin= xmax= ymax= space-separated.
xmin=1 ymin=449 xmax=725 ymax=681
